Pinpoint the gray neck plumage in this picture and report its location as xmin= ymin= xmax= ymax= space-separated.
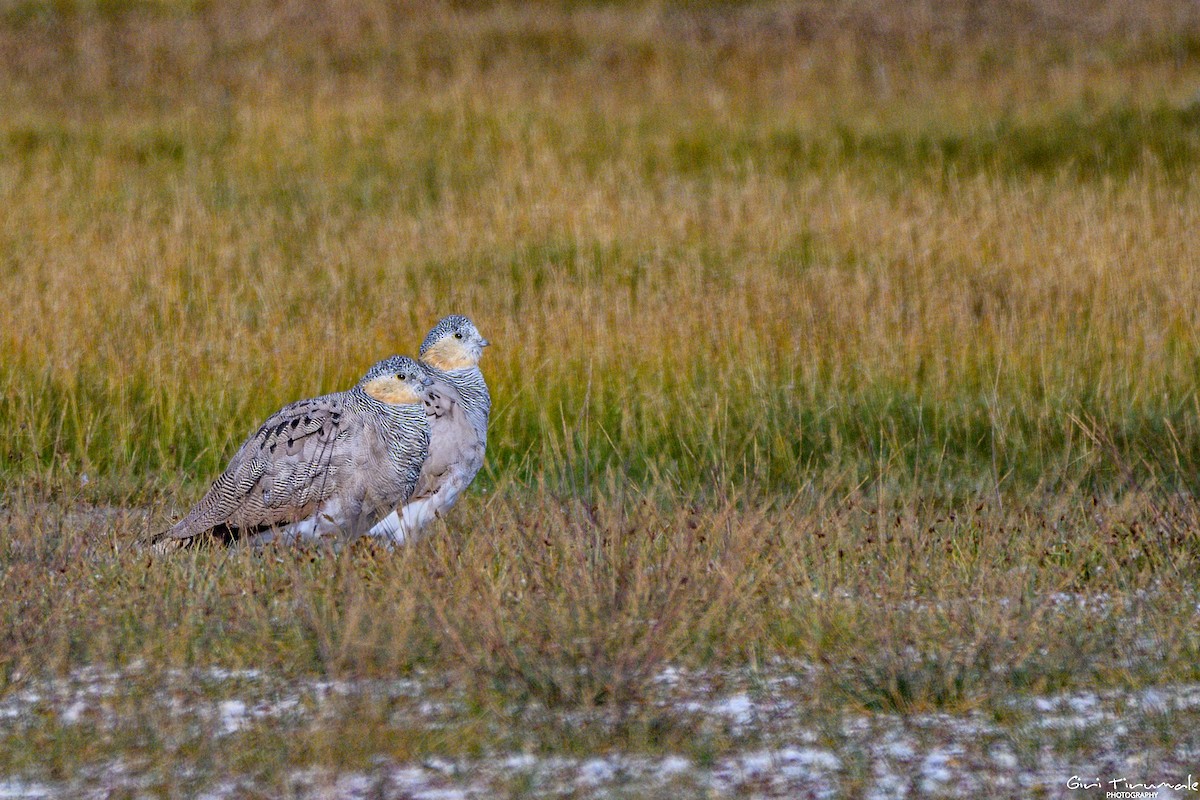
xmin=422 ymin=364 xmax=491 ymax=444
xmin=349 ymin=386 xmax=425 ymax=437
xmin=346 ymin=385 xmax=375 ymax=414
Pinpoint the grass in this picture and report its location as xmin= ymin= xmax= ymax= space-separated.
xmin=2 ymin=0 xmax=1200 ymax=795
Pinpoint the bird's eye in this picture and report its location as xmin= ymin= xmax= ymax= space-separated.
xmin=454 ymin=332 xmax=463 ymax=339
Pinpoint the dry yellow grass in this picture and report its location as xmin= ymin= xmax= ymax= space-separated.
xmin=2 ymin=0 xmax=1200 ymax=494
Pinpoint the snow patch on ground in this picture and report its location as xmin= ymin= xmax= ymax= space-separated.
xmin=0 ymin=780 xmax=54 ymax=799
xmin=2 ymin=666 xmax=1199 ymax=798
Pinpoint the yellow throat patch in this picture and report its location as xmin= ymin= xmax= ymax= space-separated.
xmin=363 ymin=377 xmax=422 ymax=405
xmin=422 ymin=337 xmax=477 ymax=371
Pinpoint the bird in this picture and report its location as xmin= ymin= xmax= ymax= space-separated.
xmin=149 ymin=356 xmax=434 ymax=550
xmin=367 ymin=315 xmax=491 ymax=544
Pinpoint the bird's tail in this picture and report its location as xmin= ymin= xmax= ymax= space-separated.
xmin=139 ymin=528 xmax=189 ymax=554
xmin=141 ymin=522 xmax=243 ymax=553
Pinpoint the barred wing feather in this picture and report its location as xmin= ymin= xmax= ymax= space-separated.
xmin=159 ymin=393 xmax=357 ymax=542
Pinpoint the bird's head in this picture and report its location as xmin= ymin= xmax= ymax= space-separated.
xmin=361 ymin=356 xmax=434 ymax=405
xmin=419 ymin=315 xmax=489 ymax=371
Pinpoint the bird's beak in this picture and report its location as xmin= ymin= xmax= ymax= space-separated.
xmin=479 ymin=338 xmax=490 ymax=347
xmin=422 ymin=377 xmax=434 ymax=387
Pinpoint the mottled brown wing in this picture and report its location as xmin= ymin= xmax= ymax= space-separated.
xmin=158 ymin=393 xmax=359 ymax=542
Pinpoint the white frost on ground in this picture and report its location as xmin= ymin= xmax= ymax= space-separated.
xmin=918 ymin=746 xmax=964 ymax=793
xmin=1 ymin=667 xmax=1199 ymax=798
xmin=709 ymin=692 xmax=755 ymax=727
xmin=576 ymin=757 xmax=618 ymax=785
xmin=0 ymin=780 xmax=54 ymax=799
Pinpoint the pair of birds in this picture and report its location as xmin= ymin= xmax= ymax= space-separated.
xmin=150 ymin=315 xmax=491 ymax=550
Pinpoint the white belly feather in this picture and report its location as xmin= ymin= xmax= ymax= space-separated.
xmin=366 ymin=470 xmax=469 ymax=545
xmin=245 ymin=498 xmax=352 ymax=546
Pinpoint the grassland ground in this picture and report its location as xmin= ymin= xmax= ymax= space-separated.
xmin=3 ymin=0 xmax=1200 ymax=796
xmin=2 ymin=485 xmax=1200 ymax=797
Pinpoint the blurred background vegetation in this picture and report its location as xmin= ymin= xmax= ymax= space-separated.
xmin=2 ymin=0 xmax=1200 ymax=503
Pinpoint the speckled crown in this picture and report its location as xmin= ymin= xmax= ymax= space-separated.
xmin=419 ymin=315 xmax=475 ymax=356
